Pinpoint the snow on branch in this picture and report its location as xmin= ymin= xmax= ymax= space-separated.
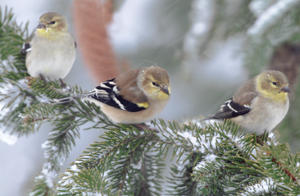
xmin=1 ymin=4 xmax=300 ymax=196
xmin=241 ymin=177 xmax=275 ymax=195
xmin=248 ymin=0 xmax=300 ymax=36
xmin=183 ymin=0 xmax=214 ymax=56
xmin=0 ymin=130 xmax=17 ymax=145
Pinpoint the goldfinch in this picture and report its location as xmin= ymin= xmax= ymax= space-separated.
xmin=22 ymin=12 xmax=76 ymax=80
xmin=210 ymin=70 xmax=290 ymax=135
xmin=59 ymin=66 xmax=171 ymax=124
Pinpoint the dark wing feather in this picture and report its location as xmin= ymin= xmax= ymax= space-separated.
xmin=116 ymin=69 xmax=148 ymax=103
xmin=210 ymin=78 xmax=258 ymax=120
xmin=210 ymin=98 xmax=251 ymax=119
xmin=89 ymin=78 xmax=147 ymax=112
xmin=21 ymin=43 xmax=31 ymax=55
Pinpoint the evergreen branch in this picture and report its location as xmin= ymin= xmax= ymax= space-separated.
xmin=30 ymin=176 xmax=54 ymax=196
xmin=167 ymin=152 xmax=201 ymax=196
xmin=0 ymin=6 xmax=87 ymax=137
xmin=54 ymin=119 xmax=297 ymax=195
xmin=56 ymin=120 xmax=246 ymax=195
xmin=0 ymin=7 xmax=28 ymax=78
xmin=240 ymin=177 xmax=278 ymax=195
xmin=1 ymin=5 xmax=300 ymax=196
xmin=58 ymin=167 xmax=113 ymax=195
xmin=57 ymin=120 xmax=200 ymax=195
xmin=253 ymin=144 xmax=300 ymax=195
xmin=31 ymin=100 xmax=114 ymax=194
xmin=270 ymin=155 xmax=297 ymax=182
xmin=189 ymin=121 xmax=265 ymax=195
xmin=248 ymin=0 xmax=300 ymax=36
xmin=57 ymin=125 xmax=158 ymax=195
xmin=138 ymin=150 xmax=165 ymax=196
xmin=244 ymin=0 xmax=300 ymax=75
xmin=0 ymin=11 xmax=105 ymax=192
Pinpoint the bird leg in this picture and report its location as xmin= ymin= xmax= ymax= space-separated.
xmin=26 ymin=76 xmax=35 ymax=87
xmin=133 ymin=123 xmax=158 ymax=133
xmin=255 ymin=134 xmax=267 ymax=146
xmin=59 ymin=78 xmax=66 ymax=88
xmin=39 ymin=74 xmax=47 ymax=82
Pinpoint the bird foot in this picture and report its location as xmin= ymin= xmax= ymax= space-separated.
xmin=59 ymin=78 xmax=66 ymax=88
xmin=133 ymin=123 xmax=158 ymax=132
xmin=255 ymin=134 xmax=266 ymax=146
xmin=39 ymin=74 xmax=47 ymax=82
xmin=26 ymin=76 xmax=37 ymax=87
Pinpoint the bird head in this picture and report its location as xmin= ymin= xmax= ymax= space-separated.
xmin=139 ymin=66 xmax=171 ymax=101
xmin=256 ymin=70 xmax=290 ymax=101
xmin=36 ymin=12 xmax=67 ymax=37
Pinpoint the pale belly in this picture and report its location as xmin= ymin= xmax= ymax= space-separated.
xmin=85 ymin=98 xmax=168 ymax=124
xmin=26 ymin=35 xmax=75 ymax=80
xmin=232 ymin=97 xmax=289 ymax=134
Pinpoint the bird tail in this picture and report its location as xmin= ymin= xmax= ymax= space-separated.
xmin=21 ymin=42 xmax=31 ymax=55
xmin=52 ymin=96 xmax=75 ymax=104
xmin=52 ymin=94 xmax=86 ymax=104
xmin=51 ymin=97 xmax=75 ymax=104
xmin=197 ymin=117 xmax=214 ymax=125
xmin=52 ymin=89 xmax=98 ymax=105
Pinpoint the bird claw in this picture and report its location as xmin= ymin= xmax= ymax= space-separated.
xmin=39 ymin=74 xmax=46 ymax=82
xmin=26 ymin=76 xmax=36 ymax=87
xmin=133 ymin=123 xmax=158 ymax=133
xmin=59 ymin=78 xmax=66 ymax=88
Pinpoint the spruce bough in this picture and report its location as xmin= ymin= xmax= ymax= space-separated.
xmin=0 ymin=7 xmax=299 ymax=196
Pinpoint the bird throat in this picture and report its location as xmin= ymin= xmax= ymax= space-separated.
xmin=36 ymin=28 xmax=58 ymax=40
xmin=256 ymin=79 xmax=288 ymax=102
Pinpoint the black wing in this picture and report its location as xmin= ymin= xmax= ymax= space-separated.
xmin=89 ymin=79 xmax=147 ymax=112
xmin=210 ymin=98 xmax=251 ymax=119
xmin=21 ymin=43 xmax=31 ymax=55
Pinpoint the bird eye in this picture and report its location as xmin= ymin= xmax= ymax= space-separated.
xmin=272 ymin=81 xmax=278 ymax=86
xmin=152 ymin=82 xmax=159 ymax=87
xmin=49 ymin=21 xmax=56 ymax=25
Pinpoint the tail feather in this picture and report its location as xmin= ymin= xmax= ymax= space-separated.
xmin=52 ymin=96 xmax=77 ymax=104
xmin=52 ymin=92 xmax=94 ymax=104
xmin=21 ymin=43 xmax=31 ymax=55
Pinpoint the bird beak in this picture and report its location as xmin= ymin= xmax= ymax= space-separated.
xmin=281 ymin=86 xmax=290 ymax=93
xmin=37 ymin=23 xmax=46 ymax=29
xmin=161 ymin=86 xmax=170 ymax=95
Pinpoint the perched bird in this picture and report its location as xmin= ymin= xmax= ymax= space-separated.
xmin=209 ymin=70 xmax=290 ymax=135
xmin=22 ymin=12 xmax=76 ymax=80
xmin=58 ymin=66 xmax=171 ymax=124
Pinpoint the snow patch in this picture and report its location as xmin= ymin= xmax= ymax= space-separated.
xmin=178 ymin=129 xmax=221 ymax=153
xmin=41 ymin=163 xmax=57 ymax=188
xmin=178 ymin=131 xmax=199 ymax=147
xmin=83 ymin=193 xmax=103 ymax=196
xmin=0 ymin=130 xmax=17 ymax=145
xmin=242 ymin=178 xmax=275 ymax=195
xmin=41 ymin=135 xmax=68 ymax=188
xmin=131 ymin=159 xmax=142 ymax=170
xmin=183 ymin=0 xmax=214 ymax=56
xmin=58 ymin=171 xmax=74 ymax=188
xmin=183 ymin=118 xmax=214 ymax=128
xmin=70 ymin=164 xmax=80 ymax=172
xmin=249 ymin=0 xmax=273 ymax=17
xmin=248 ymin=0 xmax=300 ymax=36
xmin=194 ymin=154 xmax=217 ymax=170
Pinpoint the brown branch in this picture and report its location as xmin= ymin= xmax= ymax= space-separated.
xmin=72 ymin=0 xmax=121 ymax=83
xmin=23 ymin=116 xmax=48 ymax=124
xmin=266 ymin=151 xmax=297 ymax=183
xmin=268 ymin=43 xmax=300 ymax=91
xmin=271 ymin=156 xmax=297 ymax=182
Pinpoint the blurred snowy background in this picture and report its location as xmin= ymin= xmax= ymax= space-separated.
xmin=1 ymin=0 xmax=300 ymax=195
